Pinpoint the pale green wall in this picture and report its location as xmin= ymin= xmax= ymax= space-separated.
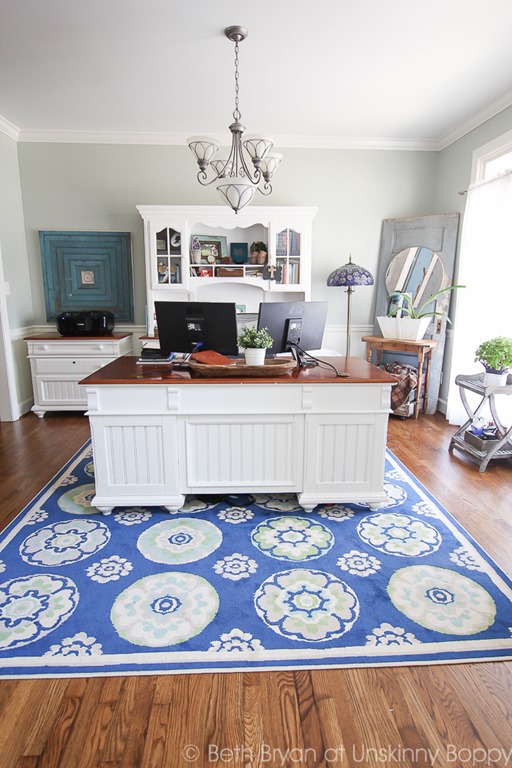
xmin=0 ymin=133 xmax=32 ymax=328
xmin=4 ymin=107 xmax=512 ymax=417
xmin=17 ymin=142 xmax=439 ymax=328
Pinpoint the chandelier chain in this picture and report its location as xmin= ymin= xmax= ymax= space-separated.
xmin=233 ymin=40 xmax=241 ymax=122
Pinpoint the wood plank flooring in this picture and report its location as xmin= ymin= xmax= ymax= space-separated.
xmin=0 ymin=411 xmax=510 ymax=768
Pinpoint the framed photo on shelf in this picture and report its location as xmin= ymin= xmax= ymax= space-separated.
xmin=191 ymin=235 xmax=228 ymax=264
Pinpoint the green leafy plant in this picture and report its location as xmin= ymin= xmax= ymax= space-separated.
xmin=237 ymin=326 xmax=273 ymax=349
xmin=474 ymin=337 xmax=512 ymax=373
xmin=387 ymin=285 xmax=465 ymax=321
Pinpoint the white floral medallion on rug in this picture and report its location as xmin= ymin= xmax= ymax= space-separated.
xmin=0 ymin=442 xmax=510 ymax=678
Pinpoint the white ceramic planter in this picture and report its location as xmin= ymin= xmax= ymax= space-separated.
xmin=377 ymin=316 xmax=431 ymax=341
xmin=244 ymin=348 xmax=266 ymax=366
xmin=483 ymin=370 xmax=509 ymax=386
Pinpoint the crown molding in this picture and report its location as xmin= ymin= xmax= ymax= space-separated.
xmin=436 ymin=88 xmax=512 ymax=150
xmin=0 ymin=115 xmax=20 ymax=141
xmin=5 ymin=87 xmax=512 ymax=151
xmin=15 ymin=128 xmax=438 ymax=152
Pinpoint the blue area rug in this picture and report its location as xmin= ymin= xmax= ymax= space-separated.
xmin=0 ymin=442 xmax=510 ymax=678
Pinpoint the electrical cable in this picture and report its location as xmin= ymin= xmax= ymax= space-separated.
xmin=288 ymin=343 xmax=350 ymax=378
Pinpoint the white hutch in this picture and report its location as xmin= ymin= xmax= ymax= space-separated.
xmin=136 ymin=205 xmax=318 ymax=336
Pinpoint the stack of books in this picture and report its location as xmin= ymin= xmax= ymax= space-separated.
xmin=138 ymin=348 xmax=176 ymax=364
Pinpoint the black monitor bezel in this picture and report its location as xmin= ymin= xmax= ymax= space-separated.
xmin=257 ymin=301 xmax=328 ymax=356
xmin=154 ymin=301 xmax=239 ymax=356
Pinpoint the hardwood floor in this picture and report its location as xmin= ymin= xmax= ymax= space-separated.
xmin=0 ymin=411 xmax=510 ymax=768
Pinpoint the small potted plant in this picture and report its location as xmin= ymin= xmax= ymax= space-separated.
xmin=250 ymin=241 xmax=268 ymax=265
xmin=474 ymin=336 xmax=512 ymax=385
xmin=237 ymin=325 xmax=273 ymax=366
xmin=377 ymin=284 xmax=464 ymax=341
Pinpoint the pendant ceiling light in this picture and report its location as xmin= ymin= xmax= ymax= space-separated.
xmin=187 ymin=26 xmax=282 ymax=213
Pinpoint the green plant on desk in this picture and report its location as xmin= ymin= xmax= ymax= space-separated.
xmin=237 ymin=326 xmax=274 ymax=349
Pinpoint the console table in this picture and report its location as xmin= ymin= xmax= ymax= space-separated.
xmin=449 ymin=372 xmax=512 ymax=472
xmin=80 ymin=356 xmax=394 ymax=513
xmin=362 ymin=336 xmax=438 ymax=419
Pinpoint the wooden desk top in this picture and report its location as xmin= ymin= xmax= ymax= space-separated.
xmin=80 ymin=355 xmax=396 ymax=387
xmin=362 ymin=335 xmax=438 ymax=350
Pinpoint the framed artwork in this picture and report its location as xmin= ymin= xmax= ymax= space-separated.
xmin=191 ymin=235 xmax=228 ymax=264
xmin=39 ymin=231 xmax=134 ymax=321
xmin=230 ymin=242 xmax=249 ymax=263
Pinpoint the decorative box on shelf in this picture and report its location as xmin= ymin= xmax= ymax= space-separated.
xmin=464 ymin=430 xmax=500 ymax=452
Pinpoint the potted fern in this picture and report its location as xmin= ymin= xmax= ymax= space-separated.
xmin=377 ymin=284 xmax=464 ymax=340
xmin=237 ymin=326 xmax=273 ymax=366
xmin=474 ymin=337 xmax=512 ymax=385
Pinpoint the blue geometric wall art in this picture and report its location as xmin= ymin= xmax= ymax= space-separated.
xmin=39 ymin=231 xmax=134 ymax=322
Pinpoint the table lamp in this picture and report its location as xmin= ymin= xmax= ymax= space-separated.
xmin=327 ymin=255 xmax=374 ymax=357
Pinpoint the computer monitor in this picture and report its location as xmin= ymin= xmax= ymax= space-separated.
xmin=257 ymin=301 xmax=328 ymax=357
xmin=154 ymin=301 xmax=239 ymax=356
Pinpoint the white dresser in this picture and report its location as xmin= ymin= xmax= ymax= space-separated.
xmin=25 ymin=333 xmax=133 ymax=417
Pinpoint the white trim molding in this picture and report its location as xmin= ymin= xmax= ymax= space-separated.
xmin=0 ymin=115 xmax=20 ymax=141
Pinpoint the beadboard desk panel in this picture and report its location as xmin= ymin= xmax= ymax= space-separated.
xmin=80 ymin=356 xmax=394 ymax=513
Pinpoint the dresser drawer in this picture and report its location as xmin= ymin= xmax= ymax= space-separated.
xmin=28 ymin=340 xmax=124 ymax=357
xmin=32 ymin=357 xmax=115 ymax=375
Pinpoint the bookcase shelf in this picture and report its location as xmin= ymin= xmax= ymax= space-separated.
xmin=137 ymin=205 xmax=317 ymax=336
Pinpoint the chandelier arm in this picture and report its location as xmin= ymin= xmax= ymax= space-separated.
xmin=236 ymin=143 xmax=263 ymax=184
xmin=256 ymin=182 xmax=273 ymax=196
xmin=195 ymin=169 xmax=224 ymax=187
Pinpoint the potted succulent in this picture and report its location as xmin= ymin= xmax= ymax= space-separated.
xmin=377 ymin=284 xmax=464 ymax=341
xmin=237 ymin=325 xmax=273 ymax=366
xmin=474 ymin=336 xmax=512 ymax=385
xmin=250 ymin=241 xmax=268 ymax=265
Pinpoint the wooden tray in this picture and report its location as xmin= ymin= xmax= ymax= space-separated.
xmin=187 ymin=358 xmax=296 ymax=378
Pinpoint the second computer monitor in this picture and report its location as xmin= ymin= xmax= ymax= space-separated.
xmin=257 ymin=301 xmax=328 ymax=356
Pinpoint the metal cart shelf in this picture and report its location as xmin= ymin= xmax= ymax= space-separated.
xmin=449 ymin=372 xmax=512 ymax=472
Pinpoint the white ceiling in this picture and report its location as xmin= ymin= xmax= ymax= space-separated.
xmin=1 ymin=0 xmax=512 ymax=150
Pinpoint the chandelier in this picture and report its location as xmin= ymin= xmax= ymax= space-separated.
xmin=187 ymin=26 xmax=282 ymax=213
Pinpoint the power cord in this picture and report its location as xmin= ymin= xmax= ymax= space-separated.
xmin=288 ymin=343 xmax=350 ymax=378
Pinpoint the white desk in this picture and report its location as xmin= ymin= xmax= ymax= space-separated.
xmin=81 ymin=356 xmax=394 ymax=513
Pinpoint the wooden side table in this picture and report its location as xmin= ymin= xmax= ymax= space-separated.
xmin=362 ymin=336 xmax=438 ymax=419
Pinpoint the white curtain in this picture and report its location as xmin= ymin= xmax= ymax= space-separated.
xmin=446 ymin=170 xmax=512 ymax=425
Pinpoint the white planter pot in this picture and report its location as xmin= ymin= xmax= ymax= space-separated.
xmin=377 ymin=316 xmax=431 ymax=341
xmin=483 ymin=370 xmax=509 ymax=386
xmin=244 ymin=348 xmax=266 ymax=366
